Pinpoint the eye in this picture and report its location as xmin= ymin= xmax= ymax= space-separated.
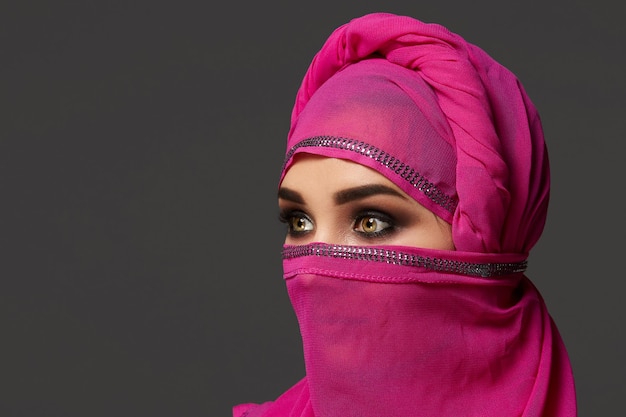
xmin=280 ymin=211 xmax=314 ymax=235
xmin=354 ymin=215 xmax=392 ymax=236
xmin=290 ymin=215 xmax=313 ymax=233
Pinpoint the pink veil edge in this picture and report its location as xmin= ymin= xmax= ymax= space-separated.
xmin=233 ymin=378 xmax=310 ymax=417
xmin=521 ymin=281 xmax=578 ymax=416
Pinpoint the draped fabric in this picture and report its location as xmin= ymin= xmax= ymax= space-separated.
xmin=285 ymin=58 xmax=458 ymax=226
xmin=282 ymin=12 xmax=549 ymax=255
xmin=234 ymin=12 xmax=576 ymax=417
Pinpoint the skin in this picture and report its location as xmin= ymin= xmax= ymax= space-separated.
xmin=278 ymin=154 xmax=455 ymax=250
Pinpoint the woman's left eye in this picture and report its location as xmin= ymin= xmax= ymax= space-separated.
xmin=354 ymin=215 xmax=392 ymax=235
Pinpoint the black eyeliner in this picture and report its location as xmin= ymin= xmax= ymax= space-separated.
xmin=278 ymin=209 xmax=313 ymax=237
xmin=352 ymin=209 xmax=397 ymax=239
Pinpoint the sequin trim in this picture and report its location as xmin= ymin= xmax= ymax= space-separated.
xmin=283 ymin=136 xmax=457 ymax=213
xmin=282 ymin=243 xmax=527 ymax=278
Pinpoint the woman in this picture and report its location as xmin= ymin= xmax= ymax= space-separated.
xmin=234 ymin=12 xmax=577 ymax=417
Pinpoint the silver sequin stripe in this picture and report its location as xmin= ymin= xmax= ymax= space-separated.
xmin=282 ymin=244 xmax=527 ymax=278
xmin=283 ymin=136 xmax=457 ymax=213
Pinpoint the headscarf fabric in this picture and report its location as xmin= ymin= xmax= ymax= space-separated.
xmin=283 ymin=12 xmax=549 ymax=255
xmin=234 ymin=12 xmax=576 ymax=417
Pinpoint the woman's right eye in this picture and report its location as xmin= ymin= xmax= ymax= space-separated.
xmin=290 ymin=216 xmax=313 ymax=233
xmin=280 ymin=212 xmax=314 ymax=235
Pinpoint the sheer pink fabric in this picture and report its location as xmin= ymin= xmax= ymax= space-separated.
xmin=284 ymin=12 xmax=550 ymax=255
xmin=285 ymin=58 xmax=458 ymax=226
xmin=234 ymin=12 xmax=576 ymax=417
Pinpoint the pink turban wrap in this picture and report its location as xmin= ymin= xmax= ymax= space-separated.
xmin=234 ymin=12 xmax=576 ymax=417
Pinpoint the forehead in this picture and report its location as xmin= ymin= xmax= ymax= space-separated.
xmin=280 ymin=154 xmax=409 ymax=197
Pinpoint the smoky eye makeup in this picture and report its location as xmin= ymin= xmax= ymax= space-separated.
xmin=351 ymin=209 xmax=397 ymax=238
xmin=278 ymin=209 xmax=314 ymax=237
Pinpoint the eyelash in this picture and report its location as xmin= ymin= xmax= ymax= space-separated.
xmin=278 ymin=210 xmax=314 ymax=236
xmin=353 ymin=210 xmax=395 ymax=238
xmin=278 ymin=209 xmax=397 ymax=239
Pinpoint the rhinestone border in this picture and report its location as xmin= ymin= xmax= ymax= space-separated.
xmin=282 ymin=243 xmax=527 ymax=278
xmin=283 ymin=136 xmax=457 ymax=213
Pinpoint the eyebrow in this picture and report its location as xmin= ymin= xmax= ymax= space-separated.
xmin=278 ymin=187 xmax=305 ymax=204
xmin=278 ymin=184 xmax=406 ymax=205
xmin=334 ymin=184 xmax=407 ymax=205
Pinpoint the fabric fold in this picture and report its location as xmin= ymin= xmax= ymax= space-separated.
xmin=234 ymin=12 xmax=576 ymax=417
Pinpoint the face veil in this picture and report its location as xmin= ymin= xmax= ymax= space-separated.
xmin=282 ymin=246 xmax=565 ymax=417
xmin=233 ymin=12 xmax=576 ymax=417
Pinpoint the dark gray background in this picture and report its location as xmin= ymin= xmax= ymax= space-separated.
xmin=1 ymin=1 xmax=624 ymax=416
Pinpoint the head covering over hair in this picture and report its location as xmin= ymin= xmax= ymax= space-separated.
xmin=282 ymin=12 xmax=550 ymax=255
xmin=234 ymin=12 xmax=576 ymax=417
xmin=285 ymin=58 xmax=458 ymax=226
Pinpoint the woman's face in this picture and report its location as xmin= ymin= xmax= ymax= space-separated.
xmin=278 ymin=154 xmax=455 ymax=250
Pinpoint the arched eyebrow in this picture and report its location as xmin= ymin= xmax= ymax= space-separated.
xmin=278 ymin=187 xmax=305 ymax=204
xmin=335 ymin=184 xmax=407 ymax=205
xmin=278 ymin=184 xmax=407 ymax=205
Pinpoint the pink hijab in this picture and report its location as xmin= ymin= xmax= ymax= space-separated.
xmin=234 ymin=12 xmax=576 ymax=417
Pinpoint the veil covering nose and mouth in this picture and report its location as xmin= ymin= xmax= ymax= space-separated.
xmin=234 ymin=12 xmax=576 ymax=417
